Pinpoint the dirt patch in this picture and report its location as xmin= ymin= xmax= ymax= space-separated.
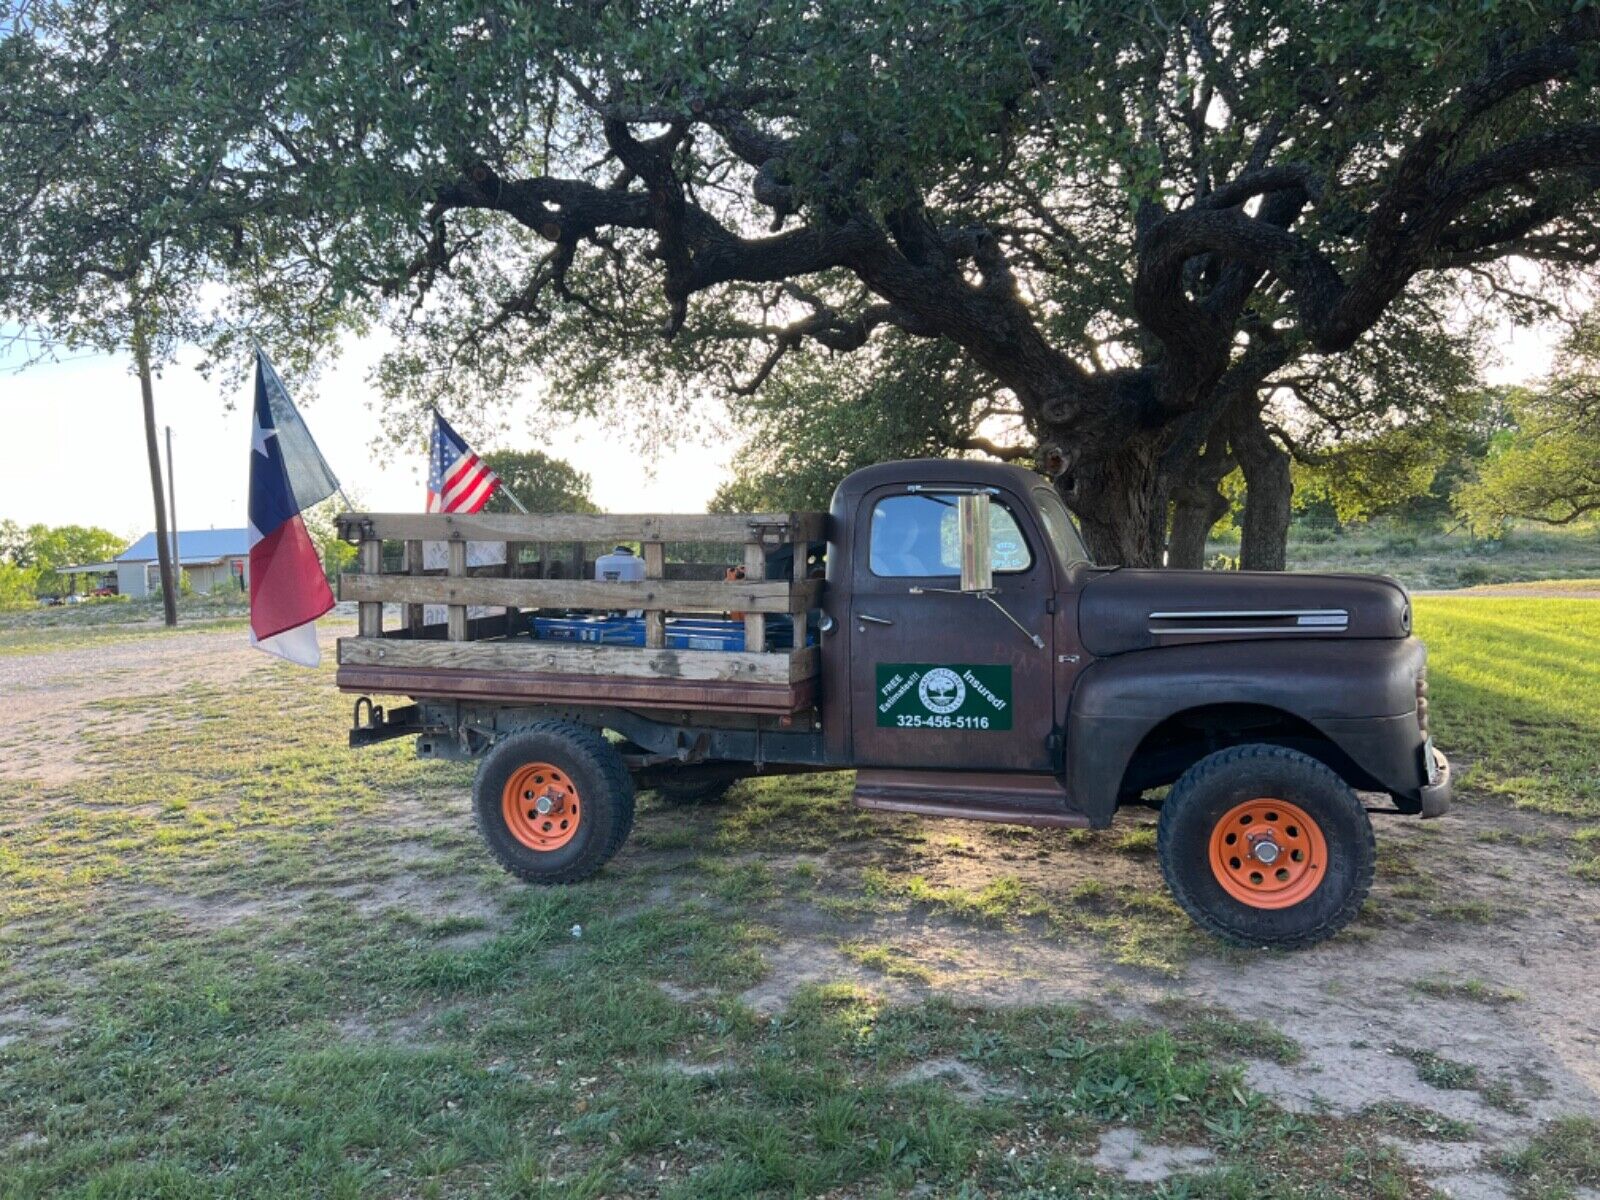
xmin=320 ymin=874 xmax=509 ymax=926
xmin=112 ymin=863 xmax=507 ymax=938
xmin=658 ymin=1058 xmax=734 ymax=1079
xmin=133 ymin=889 xmax=284 ymax=930
xmin=0 ymin=621 xmax=351 ymax=785
xmin=660 ymin=800 xmax=1600 ymax=1198
xmin=336 ymin=1002 xmax=446 ymax=1049
xmin=1091 ymin=1126 xmax=1214 ymax=1182
xmin=656 ymin=981 xmax=716 ymax=1005
xmin=738 ymin=939 xmax=920 ymax=1013
xmin=0 ymin=1006 xmax=76 ymax=1048
xmin=891 ymin=1057 xmax=1020 ymax=1103
xmin=1177 ymin=808 xmax=1600 ymax=1143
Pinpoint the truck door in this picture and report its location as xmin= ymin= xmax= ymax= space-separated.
xmin=848 ymin=485 xmax=1056 ymax=771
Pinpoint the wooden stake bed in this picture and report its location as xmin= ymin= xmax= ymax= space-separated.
xmin=333 ymin=509 xmax=825 ymax=715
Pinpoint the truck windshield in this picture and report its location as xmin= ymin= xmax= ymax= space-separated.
xmin=1033 ymin=489 xmax=1090 ymax=565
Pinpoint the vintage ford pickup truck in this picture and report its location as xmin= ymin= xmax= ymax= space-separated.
xmin=337 ymin=457 xmax=1450 ymax=948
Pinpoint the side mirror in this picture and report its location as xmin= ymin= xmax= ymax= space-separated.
xmin=958 ymin=493 xmax=993 ymax=592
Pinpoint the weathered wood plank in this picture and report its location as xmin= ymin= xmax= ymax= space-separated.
xmin=743 ymin=542 xmax=766 ymax=652
xmin=336 ymin=664 xmax=817 ymax=715
xmin=358 ymin=540 xmax=382 ymax=637
xmin=447 ymin=541 xmax=467 ymax=642
xmin=338 ymin=637 xmax=818 ymax=685
xmin=338 ymin=510 xmax=826 ymax=545
xmin=403 ymin=539 xmax=424 ymax=636
xmin=338 ymin=574 xmax=821 ymax=614
xmin=642 ymin=542 xmax=665 ymax=648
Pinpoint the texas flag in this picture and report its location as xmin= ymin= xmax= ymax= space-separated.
xmin=248 ymin=350 xmax=339 ymax=666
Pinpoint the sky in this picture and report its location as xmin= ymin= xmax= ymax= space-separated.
xmin=0 ymin=335 xmax=735 ymax=540
xmin=0 ymin=318 xmax=1565 ymax=543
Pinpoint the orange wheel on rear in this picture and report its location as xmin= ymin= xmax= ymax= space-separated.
xmin=501 ymin=762 xmax=582 ymax=852
xmin=1207 ymin=798 xmax=1327 ymax=910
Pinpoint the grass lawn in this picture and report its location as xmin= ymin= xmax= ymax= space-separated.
xmin=0 ymin=598 xmax=1596 ymax=1197
xmin=1417 ymin=597 xmax=1600 ymax=879
xmin=0 ymin=593 xmax=250 ymax=656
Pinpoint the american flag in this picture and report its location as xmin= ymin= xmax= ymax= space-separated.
xmin=427 ymin=412 xmax=501 ymax=514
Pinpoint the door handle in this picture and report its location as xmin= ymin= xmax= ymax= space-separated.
xmin=858 ymin=613 xmax=894 ymax=626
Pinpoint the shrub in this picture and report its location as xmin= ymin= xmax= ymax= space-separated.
xmin=0 ymin=561 xmax=41 ymax=611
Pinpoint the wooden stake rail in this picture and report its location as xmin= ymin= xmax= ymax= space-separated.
xmin=338 ymin=574 xmax=822 ymax=615
xmin=336 ymin=510 xmax=825 ymax=545
xmin=334 ymin=510 xmax=825 ymax=704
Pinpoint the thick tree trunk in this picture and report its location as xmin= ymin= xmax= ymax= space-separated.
xmin=1165 ymin=441 xmax=1235 ymax=570
xmin=1228 ymin=406 xmax=1292 ymax=571
xmin=132 ymin=310 xmax=178 ymax=626
xmin=1168 ymin=482 xmax=1229 ymax=569
xmin=1053 ymin=436 xmax=1162 ymax=567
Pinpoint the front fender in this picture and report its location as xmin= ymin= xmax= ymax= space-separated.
xmin=1065 ymin=637 xmax=1429 ymax=825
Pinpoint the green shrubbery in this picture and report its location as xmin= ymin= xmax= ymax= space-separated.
xmin=0 ymin=561 xmax=39 ymax=611
xmin=0 ymin=521 xmax=127 ymax=608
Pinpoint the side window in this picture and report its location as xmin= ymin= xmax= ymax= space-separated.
xmin=869 ymin=493 xmax=1032 ymax=577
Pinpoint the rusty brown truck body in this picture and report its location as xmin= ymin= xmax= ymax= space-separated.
xmin=338 ymin=458 xmax=1450 ymax=947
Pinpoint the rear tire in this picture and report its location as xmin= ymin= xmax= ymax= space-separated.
xmin=1157 ymin=744 xmax=1374 ymax=948
xmin=472 ymin=721 xmax=635 ymax=884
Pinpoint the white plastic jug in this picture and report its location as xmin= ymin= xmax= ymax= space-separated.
xmin=595 ymin=545 xmax=645 ymax=582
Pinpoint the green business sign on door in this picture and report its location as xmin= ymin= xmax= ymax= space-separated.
xmin=874 ymin=663 xmax=1013 ymax=730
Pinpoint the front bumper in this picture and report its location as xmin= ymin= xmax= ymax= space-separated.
xmin=1420 ymin=747 xmax=1452 ymax=818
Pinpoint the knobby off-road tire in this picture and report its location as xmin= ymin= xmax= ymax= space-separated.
xmin=472 ymin=720 xmax=635 ymax=885
xmin=652 ymin=777 xmax=736 ymax=806
xmin=1157 ymin=744 xmax=1375 ymax=949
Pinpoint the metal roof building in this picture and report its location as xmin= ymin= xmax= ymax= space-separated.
xmin=60 ymin=529 xmax=251 ymax=598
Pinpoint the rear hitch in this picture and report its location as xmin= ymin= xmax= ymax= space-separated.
xmin=350 ymin=696 xmax=423 ymax=748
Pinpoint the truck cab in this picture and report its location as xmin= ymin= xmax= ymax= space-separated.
xmin=341 ymin=457 xmax=1451 ymax=948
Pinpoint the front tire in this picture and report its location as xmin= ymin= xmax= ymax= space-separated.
xmin=1157 ymin=744 xmax=1374 ymax=948
xmin=472 ymin=721 xmax=635 ymax=884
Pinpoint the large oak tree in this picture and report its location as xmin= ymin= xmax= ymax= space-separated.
xmin=0 ymin=0 xmax=352 ymax=620
xmin=8 ymin=1 xmax=1600 ymax=566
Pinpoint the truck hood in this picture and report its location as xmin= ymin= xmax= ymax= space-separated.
xmin=1077 ymin=567 xmax=1412 ymax=657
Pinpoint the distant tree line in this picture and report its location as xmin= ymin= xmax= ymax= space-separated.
xmin=0 ymin=522 xmax=125 ymax=609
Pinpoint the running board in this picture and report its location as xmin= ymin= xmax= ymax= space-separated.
xmin=852 ymin=769 xmax=1090 ymax=829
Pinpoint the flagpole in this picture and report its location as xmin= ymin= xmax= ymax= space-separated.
xmin=500 ymin=486 xmax=529 ymax=514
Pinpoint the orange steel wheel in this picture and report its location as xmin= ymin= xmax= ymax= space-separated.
xmin=501 ymin=762 xmax=582 ymax=852
xmin=1207 ymin=798 xmax=1328 ymax=910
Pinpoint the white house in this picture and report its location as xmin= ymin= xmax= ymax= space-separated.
xmin=60 ymin=529 xmax=251 ymax=598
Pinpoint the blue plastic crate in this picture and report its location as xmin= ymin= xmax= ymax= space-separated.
xmin=529 ymin=616 xmax=645 ymax=645
xmin=666 ymin=621 xmax=746 ymax=651
xmin=530 ymin=613 xmax=811 ymax=652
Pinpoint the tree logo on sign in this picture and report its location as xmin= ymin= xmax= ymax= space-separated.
xmin=918 ymin=667 xmax=966 ymax=715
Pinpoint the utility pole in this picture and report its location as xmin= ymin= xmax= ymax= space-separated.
xmin=132 ymin=300 xmax=178 ymax=627
xmin=166 ymin=425 xmax=180 ymax=603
